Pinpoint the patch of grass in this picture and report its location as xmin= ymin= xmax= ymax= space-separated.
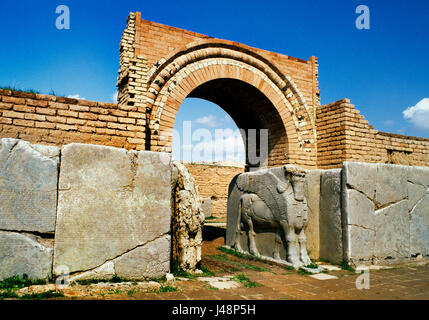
xmin=204 ymin=216 xmax=217 ymax=221
xmin=158 ymin=285 xmax=178 ymax=293
xmin=0 ymin=274 xmax=47 ymax=290
xmin=75 ymin=278 xmax=103 ymax=285
xmin=340 ymin=260 xmax=355 ymax=272
xmin=283 ymin=265 xmax=295 ymax=271
xmin=231 ymin=273 xmax=260 ymax=288
xmin=217 ymin=246 xmax=277 ymax=265
xmin=0 ymin=291 xmax=19 ymax=300
xmin=199 ymin=264 xmax=216 ymax=277
xmin=241 ymin=263 xmax=269 ymax=272
xmin=217 ymin=246 xmax=254 ymax=260
xmin=75 ymin=274 xmax=136 ymax=286
xmin=153 ymin=275 xmax=167 ymax=284
xmin=305 ymin=262 xmax=319 ymax=269
xmin=19 ymin=290 xmax=64 ymax=300
xmin=127 ymin=289 xmax=136 ymax=297
xmin=110 ymin=274 xmax=125 ymax=283
xmin=209 ymin=250 xmax=271 ymax=272
xmin=0 ymin=85 xmax=40 ymax=94
xmin=296 ymin=269 xmax=312 ymax=276
xmin=148 ymin=284 xmax=178 ymax=294
xmin=106 ymin=289 xmax=122 ymax=295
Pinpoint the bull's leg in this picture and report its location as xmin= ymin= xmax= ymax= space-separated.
xmin=241 ymin=200 xmax=260 ymax=257
xmin=279 ymin=220 xmax=303 ymax=268
xmin=273 ymin=230 xmax=282 ymax=261
xmin=297 ymin=229 xmax=312 ymax=266
xmin=234 ymin=199 xmax=245 ymax=253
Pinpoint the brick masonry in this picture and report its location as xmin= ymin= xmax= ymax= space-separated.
xmin=183 ymin=162 xmax=244 ymax=221
xmin=317 ymin=99 xmax=429 ymax=168
xmin=0 ymin=90 xmax=146 ymax=150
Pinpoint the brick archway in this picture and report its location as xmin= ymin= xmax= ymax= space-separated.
xmin=145 ymin=41 xmax=317 ymax=168
xmin=117 ymin=12 xmax=320 ymax=168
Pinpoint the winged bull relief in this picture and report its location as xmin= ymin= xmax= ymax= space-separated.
xmin=226 ymin=165 xmax=311 ymax=268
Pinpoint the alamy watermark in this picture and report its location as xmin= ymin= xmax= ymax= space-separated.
xmin=55 ymin=264 xmax=70 ymax=289
xmin=356 ymin=5 xmax=370 ymax=30
xmin=355 ymin=266 xmax=370 ymax=290
xmin=158 ymin=121 xmax=268 ymax=168
xmin=56 ymin=5 xmax=70 ymax=30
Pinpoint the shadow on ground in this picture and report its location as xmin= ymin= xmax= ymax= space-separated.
xmin=202 ymin=226 xmax=226 ymax=242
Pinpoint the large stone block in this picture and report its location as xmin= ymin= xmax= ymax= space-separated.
xmin=342 ymin=188 xmax=376 ymax=264
xmin=374 ymin=200 xmax=410 ymax=260
xmin=343 ymin=161 xmax=376 ymax=200
xmin=0 ymin=231 xmax=53 ymax=280
xmin=407 ymin=166 xmax=429 ymax=187
xmin=410 ymin=194 xmax=429 ymax=256
xmin=114 ymin=235 xmax=171 ymax=279
xmin=341 ymin=162 xmax=429 ymax=265
xmin=0 ymin=138 xmax=59 ymax=233
xmin=304 ymin=169 xmax=321 ymax=260
xmin=319 ymin=169 xmax=343 ymax=264
xmin=53 ymin=144 xmax=172 ymax=277
xmin=407 ymin=166 xmax=429 ymax=257
xmin=375 ymin=164 xmax=407 ymax=207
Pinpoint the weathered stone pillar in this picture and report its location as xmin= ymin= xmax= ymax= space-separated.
xmin=171 ymin=161 xmax=205 ymax=271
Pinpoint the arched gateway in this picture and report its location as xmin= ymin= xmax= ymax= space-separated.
xmin=117 ymin=12 xmax=320 ymax=169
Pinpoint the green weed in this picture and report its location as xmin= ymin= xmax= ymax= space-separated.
xmin=231 ymin=273 xmax=260 ymax=288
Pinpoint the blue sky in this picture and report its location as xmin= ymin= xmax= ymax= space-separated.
xmin=1 ymin=0 xmax=428 ymax=161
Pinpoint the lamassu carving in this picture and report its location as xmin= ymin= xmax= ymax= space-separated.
xmin=227 ymin=165 xmax=311 ymax=268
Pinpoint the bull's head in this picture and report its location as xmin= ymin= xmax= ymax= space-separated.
xmin=283 ymin=165 xmax=306 ymax=202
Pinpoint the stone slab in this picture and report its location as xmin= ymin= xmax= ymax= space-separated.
xmin=410 ymin=194 xmax=429 ymax=256
xmin=374 ymin=200 xmax=410 ymax=260
xmin=0 ymin=231 xmax=53 ymax=280
xmin=114 ymin=235 xmax=171 ymax=279
xmin=341 ymin=162 xmax=429 ymax=265
xmin=201 ymin=198 xmax=212 ymax=218
xmin=407 ymin=166 xmax=429 ymax=187
xmin=0 ymin=138 xmax=59 ymax=233
xmin=309 ymin=273 xmax=338 ymax=280
xmin=319 ymin=169 xmax=343 ymax=264
xmin=53 ymin=143 xmax=172 ymax=276
xmin=304 ymin=169 xmax=321 ymax=260
xmin=375 ymin=164 xmax=407 ymax=207
xmin=343 ymin=161 xmax=376 ymax=200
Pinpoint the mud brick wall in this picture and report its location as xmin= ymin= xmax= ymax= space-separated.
xmin=183 ymin=162 xmax=244 ymax=221
xmin=316 ymin=99 xmax=429 ymax=168
xmin=0 ymin=89 xmax=146 ymax=150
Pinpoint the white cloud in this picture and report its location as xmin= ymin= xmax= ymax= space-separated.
xmin=195 ymin=114 xmax=218 ymax=128
xmin=403 ymin=98 xmax=429 ymax=130
xmin=67 ymin=94 xmax=86 ymax=100
xmin=112 ymin=92 xmax=118 ymax=103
